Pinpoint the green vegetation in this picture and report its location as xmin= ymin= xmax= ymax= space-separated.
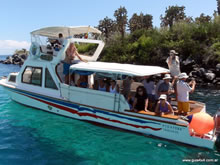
xmin=75 ymin=43 xmax=98 ymax=56
xmin=14 ymin=48 xmax=28 ymax=55
xmin=97 ymin=3 xmax=220 ymax=67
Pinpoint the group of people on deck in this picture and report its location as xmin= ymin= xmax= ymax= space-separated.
xmin=132 ymin=50 xmax=196 ymax=116
xmin=57 ymin=32 xmax=196 ymax=116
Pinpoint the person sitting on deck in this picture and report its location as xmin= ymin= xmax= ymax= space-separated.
xmin=132 ymin=86 xmax=149 ymax=112
xmin=109 ymin=80 xmax=119 ymax=94
xmin=97 ymin=79 xmax=108 ymax=92
xmin=63 ymin=43 xmax=86 ymax=84
xmin=77 ymin=75 xmax=88 ymax=88
xmin=176 ymin=73 xmax=196 ymax=115
xmin=155 ymin=94 xmax=174 ymax=115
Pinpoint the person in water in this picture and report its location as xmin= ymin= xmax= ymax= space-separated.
xmin=155 ymin=94 xmax=174 ymax=114
xmin=132 ymin=86 xmax=149 ymax=112
xmin=63 ymin=43 xmax=86 ymax=84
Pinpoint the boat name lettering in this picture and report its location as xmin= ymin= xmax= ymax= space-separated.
xmin=162 ymin=124 xmax=183 ymax=134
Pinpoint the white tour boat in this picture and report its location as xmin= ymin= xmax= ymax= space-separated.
xmin=0 ymin=26 xmax=220 ymax=149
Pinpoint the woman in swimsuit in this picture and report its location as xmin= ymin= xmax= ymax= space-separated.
xmin=155 ymin=94 xmax=174 ymax=114
xmin=63 ymin=43 xmax=86 ymax=84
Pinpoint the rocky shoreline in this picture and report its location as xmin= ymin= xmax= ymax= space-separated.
xmin=0 ymin=50 xmax=28 ymax=66
xmin=181 ymin=59 xmax=220 ymax=87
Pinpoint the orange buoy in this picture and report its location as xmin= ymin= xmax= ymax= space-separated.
xmin=189 ymin=112 xmax=214 ymax=135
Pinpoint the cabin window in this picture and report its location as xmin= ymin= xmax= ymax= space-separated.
xmin=22 ymin=66 xmax=42 ymax=86
xmin=45 ymin=68 xmax=58 ymax=90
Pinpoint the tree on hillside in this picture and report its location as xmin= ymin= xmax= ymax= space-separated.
xmin=160 ymin=5 xmax=187 ymax=28
xmin=129 ymin=12 xmax=153 ymax=33
xmin=114 ymin=6 xmax=128 ymax=41
xmin=195 ymin=13 xmax=212 ymax=24
xmin=217 ymin=0 xmax=220 ymax=15
xmin=98 ymin=17 xmax=115 ymax=40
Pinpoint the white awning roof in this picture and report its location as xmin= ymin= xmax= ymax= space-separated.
xmin=31 ymin=26 xmax=101 ymax=38
xmin=70 ymin=62 xmax=169 ymax=76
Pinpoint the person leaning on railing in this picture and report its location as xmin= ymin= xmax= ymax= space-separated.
xmin=155 ymin=94 xmax=174 ymax=115
xmin=63 ymin=43 xmax=86 ymax=84
xmin=132 ymin=86 xmax=149 ymax=112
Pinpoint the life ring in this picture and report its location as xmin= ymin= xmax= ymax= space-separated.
xmin=30 ymin=42 xmax=40 ymax=57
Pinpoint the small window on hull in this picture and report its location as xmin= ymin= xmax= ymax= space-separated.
xmin=8 ymin=75 xmax=16 ymax=83
xmin=45 ymin=68 xmax=58 ymax=90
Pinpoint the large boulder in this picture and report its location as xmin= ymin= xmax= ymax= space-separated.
xmin=195 ymin=68 xmax=206 ymax=77
xmin=18 ymin=59 xmax=24 ymax=66
xmin=205 ymin=72 xmax=216 ymax=81
xmin=215 ymin=63 xmax=220 ymax=78
xmin=181 ymin=58 xmax=196 ymax=73
xmin=3 ymin=57 xmax=12 ymax=64
xmin=12 ymin=55 xmax=22 ymax=63
xmin=20 ymin=54 xmax=27 ymax=60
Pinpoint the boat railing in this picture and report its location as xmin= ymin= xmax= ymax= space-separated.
xmin=60 ymin=83 xmax=130 ymax=112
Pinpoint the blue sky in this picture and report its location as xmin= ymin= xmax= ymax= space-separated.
xmin=0 ymin=0 xmax=218 ymax=55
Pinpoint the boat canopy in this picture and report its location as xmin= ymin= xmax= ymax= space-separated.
xmin=31 ymin=26 xmax=101 ymax=38
xmin=70 ymin=62 xmax=169 ymax=77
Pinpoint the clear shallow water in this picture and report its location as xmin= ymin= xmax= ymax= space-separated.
xmin=0 ymin=55 xmax=220 ymax=165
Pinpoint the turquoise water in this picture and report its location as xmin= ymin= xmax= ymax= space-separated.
xmin=0 ymin=55 xmax=220 ymax=165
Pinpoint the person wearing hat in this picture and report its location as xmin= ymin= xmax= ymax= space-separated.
xmin=166 ymin=50 xmax=181 ymax=77
xmin=176 ymin=72 xmax=196 ymax=115
xmin=155 ymin=94 xmax=174 ymax=114
xmin=158 ymin=74 xmax=175 ymax=102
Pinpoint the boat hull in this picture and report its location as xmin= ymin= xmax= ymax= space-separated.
xmin=2 ymin=85 xmax=216 ymax=149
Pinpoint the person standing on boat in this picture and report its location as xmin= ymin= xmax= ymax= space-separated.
xmin=132 ymin=86 xmax=149 ymax=112
xmin=166 ymin=50 xmax=181 ymax=77
xmin=142 ymin=76 xmax=156 ymax=102
xmin=109 ymin=80 xmax=119 ymax=94
xmin=155 ymin=94 xmax=174 ymax=114
xmin=158 ymin=74 xmax=174 ymax=102
xmin=63 ymin=43 xmax=86 ymax=84
xmin=58 ymin=33 xmax=64 ymax=47
xmin=122 ymin=76 xmax=133 ymax=98
xmin=176 ymin=73 xmax=196 ymax=115
xmin=155 ymin=74 xmax=164 ymax=100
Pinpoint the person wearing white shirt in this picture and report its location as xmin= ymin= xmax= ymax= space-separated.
xmin=142 ymin=76 xmax=156 ymax=101
xmin=166 ymin=50 xmax=181 ymax=77
xmin=176 ymin=73 xmax=196 ymax=115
